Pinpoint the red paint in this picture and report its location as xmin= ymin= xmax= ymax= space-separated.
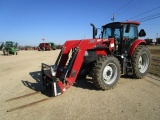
xmin=129 ymin=39 xmax=146 ymax=56
xmin=56 ymin=38 xmax=115 ymax=88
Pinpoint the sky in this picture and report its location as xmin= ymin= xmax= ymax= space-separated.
xmin=0 ymin=0 xmax=160 ymax=46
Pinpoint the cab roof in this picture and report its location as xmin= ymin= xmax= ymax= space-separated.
xmin=102 ymin=21 xmax=140 ymax=27
xmin=123 ymin=21 xmax=140 ymax=25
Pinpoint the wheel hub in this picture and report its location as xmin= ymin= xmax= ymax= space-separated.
xmin=106 ymin=70 xmax=111 ymax=76
xmin=103 ymin=63 xmax=117 ymax=84
xmin=138 ymin=52 xmax=149 ymax=73
xmin=104 ymin=66 xmax=113 ymax=79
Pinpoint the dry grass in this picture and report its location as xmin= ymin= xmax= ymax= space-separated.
xmin=149 ymin=45 xmax=160 ymax=76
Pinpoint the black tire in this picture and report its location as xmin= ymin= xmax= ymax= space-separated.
xmin=38 ymin=47 xmax=41 ymax=51
xmin=132 ymin=45 xmax=151 ymax=78
xmin=7 ymin=51 xmax=9 ymax=56
xmin=3 ymin=49 xmax=6 ymax=55
xmin=93 ymin=56 xmax=121 ymax=90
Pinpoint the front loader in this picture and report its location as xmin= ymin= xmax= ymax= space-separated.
xmin=41 ymin=21 xmax=151 ymax=97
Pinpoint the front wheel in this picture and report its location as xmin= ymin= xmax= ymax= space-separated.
xmin=7 ymin=51 xmax=9 ymax=56
xmin=42 ymin=47 xmax=45 ymax=51
xmin=93 ymin=56 xmax=121 ymax=90
xmin=3 ymin=49 xmax=6 ymax=55
xmin=132 ymin=45 xmax=151 ymax=78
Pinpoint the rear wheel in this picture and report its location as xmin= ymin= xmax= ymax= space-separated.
xmin=93 ymin=56 xmax=121 ymax=90
xmin=132 ymin=45 xmax=151 ymax=78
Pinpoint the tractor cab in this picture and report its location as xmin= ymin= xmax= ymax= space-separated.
xmin=5 ymin=41 xmax=15 ymax=48
xmin=101 ymin=21 xmax=146 ymax=55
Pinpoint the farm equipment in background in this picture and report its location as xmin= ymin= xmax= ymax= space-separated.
xmin=41 ymin=21 xmax=151 ymax=97
xmin=38 ymin=43 xmax=51 ymax=51
xmin=49 ymin=42 xmax=56 ymax=50
xmin=38 ymin=42 xmax=56 ymax=51
xmin=0 ymin=42 xmax=3 ymax=50
xmin=2 ymin=41 xmax=19 ymax=55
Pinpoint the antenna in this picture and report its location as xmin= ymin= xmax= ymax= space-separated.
xmin=111 ymin=14 xmax=115 ymax=22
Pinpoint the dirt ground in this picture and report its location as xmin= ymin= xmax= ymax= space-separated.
xmin=149 ymin=46 xmax=160 ymax=77
xmin=0 ymin=50 xmax=160 ymax=120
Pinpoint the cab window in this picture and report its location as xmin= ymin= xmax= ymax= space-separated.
xmin=123 ymin=25 xmax=138 ymax=40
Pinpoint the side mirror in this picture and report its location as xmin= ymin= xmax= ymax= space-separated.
xmin=139 ymin=29 xmax=146 ymax=37
xmin=90 ymin=23 xmax=97 ymax=39
xmin=125 ymin=24 xmax=130 ymax=33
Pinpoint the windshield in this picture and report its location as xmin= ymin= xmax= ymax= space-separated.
xmin=102 ymin=23 xmax=122 ymax=39
xmin=5 ymin=42 xmax=14 ymax=47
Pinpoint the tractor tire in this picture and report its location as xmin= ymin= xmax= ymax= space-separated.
xmin=3 ymin=50 xmax=6 ymax=55
xmin=38 ymin=47 xmax=41 ymax=51
xmin=7 ymin=51 xmax=9 ymax=56
xmin=42 ymin=47 xmax=45 ymax=51
xmin=93 ymin=56 xmax=121 ymax=90
xmin=132 ymin=45 xmax=151 ymax=78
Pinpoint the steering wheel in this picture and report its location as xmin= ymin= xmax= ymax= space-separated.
xmin=114 ymin=34 xmax=120 ymax=39
xmin=125 ymin=35 xmax=136 ymax=45
xmin=114 ymin=34 xmax=120 ymax=44
xmin=130 ymin=35 xmax=136 ymax=39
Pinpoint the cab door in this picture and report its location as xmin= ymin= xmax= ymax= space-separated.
xmin=122 ymin=24 xmax=138 ymax=54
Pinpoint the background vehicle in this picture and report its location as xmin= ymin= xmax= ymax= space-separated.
xmin=2 ymin=41 xmax=19 ymax=55
xmin=0 ymin=42 xmax=3 ymax=50
xmin=38 ymin=43 xmax=51 ymax=51
xmin=41 ymin=21 xmax=151 ymax=97
xmin=49 ymin=42 xmax=56 ymax=50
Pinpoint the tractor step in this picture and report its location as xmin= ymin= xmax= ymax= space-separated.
xmin=126 ymin=58 xmax=133 ymax=75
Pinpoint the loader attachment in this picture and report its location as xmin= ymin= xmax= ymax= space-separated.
xmin=41 ymin=39 xmax=114 ymax=97
xmin=41 ymin=63 xmax=64 ymax=97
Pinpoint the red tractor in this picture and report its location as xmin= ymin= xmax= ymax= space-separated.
xmin=38 ymin=43 xmax=51 ymax=51
xmin=42 ymin=21 xmax=151 ymax=97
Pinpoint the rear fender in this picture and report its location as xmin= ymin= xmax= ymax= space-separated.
xmin=128 ymin=39 xmax=146 ymax=56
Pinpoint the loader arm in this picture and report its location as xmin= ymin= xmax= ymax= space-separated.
xmin=59 ymin=39 xmax=114 ymax=84
xmin=41 ymin=38 xmax=115 ymax=97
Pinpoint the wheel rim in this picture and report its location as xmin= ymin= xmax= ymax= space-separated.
xmin=138 ymin=52 xmax=149 ymax=73
xmin=103 ymin=63 xmax=117 ymax=84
